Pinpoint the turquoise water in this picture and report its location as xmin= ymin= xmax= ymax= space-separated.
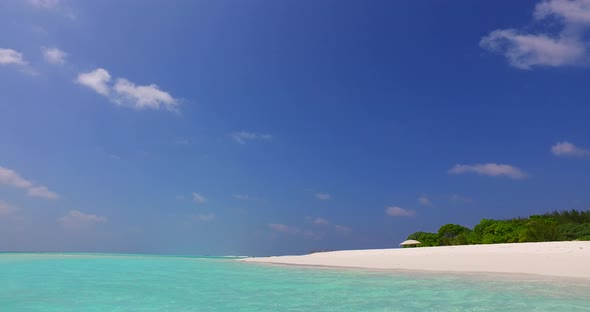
xmin=1 ymin=253 xmax=589 ymax=311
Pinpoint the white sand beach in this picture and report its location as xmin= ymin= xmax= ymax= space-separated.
xmin=242 ymin=241 xmax=590 ymax=279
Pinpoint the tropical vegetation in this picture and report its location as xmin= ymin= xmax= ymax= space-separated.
xmin=406 ymin=209 xmax=590 ymax=247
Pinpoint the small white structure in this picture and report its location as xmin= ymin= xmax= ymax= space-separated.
xmin=400 ymin=239 xmax=421 ymax=247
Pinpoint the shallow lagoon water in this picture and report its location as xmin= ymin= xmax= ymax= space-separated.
xmin=1 ymin=253 xmax=589 ymax=311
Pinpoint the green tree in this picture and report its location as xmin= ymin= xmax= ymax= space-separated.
xmin=406 ymin=231 xmax=440 ymax=247
xmin=474 ymin=218 xmax=526 ymax=244
xmin=438 ymin=224 xmax=471 ymax=246
xmin=520 ymin=217 xmax=558 ymax=242
xmin=404 ymin=209 xmax=590 ymax=248
xmin=548 ymin=209 xmax=590 ymax=224
xmin=557 ymin=223 xmax=590 ymax=241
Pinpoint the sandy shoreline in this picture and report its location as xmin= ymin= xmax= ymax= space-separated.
xmin=241 ymin=241 xmax=590 ymax=279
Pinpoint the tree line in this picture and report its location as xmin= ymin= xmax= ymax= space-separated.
xmin=406 ymin=209 xmax=590 ymax=247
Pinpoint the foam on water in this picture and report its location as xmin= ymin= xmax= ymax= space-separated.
xmin=1 ymin=253 xmax=589 ymax=311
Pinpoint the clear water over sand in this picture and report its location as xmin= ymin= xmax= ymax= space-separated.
xmin=1 ymin=253 xmax=589 ymax=311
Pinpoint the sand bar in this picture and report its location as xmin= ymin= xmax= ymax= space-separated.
xmin=242 ymin=241 xmax=590 ymax=279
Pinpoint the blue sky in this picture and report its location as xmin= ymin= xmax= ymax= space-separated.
xmin=1 ymin=0 xmax=590 ymax=256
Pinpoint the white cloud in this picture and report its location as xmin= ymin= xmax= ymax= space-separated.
xmin=232 ymin=194 xmax=250 ymax=200
xmin=450 ymin=194 xmax=473 ymax=204
xmin=315 ymin=193 xmax=331 ymax=200
xmin=0 ymin=48 xmax=36 ymax=75
xmin=41 ymin=47 xmax=67 ymax=65
xmin=75 ymin=68 xmax=179 ymax=112
xmin=27 ymin=186 xmax=59 ymax=199
xmin=268 ymin=223 xmax=300 ymax=234
xmin=112 ymin=78 xmax=179 ymax=112
xmin=192 ymin=192 xmax=206 ymax=204
xmin=0 ymin=166 xmax=32 ymax=188
xmin=28 ymin=0 xmax=76 ymax=20
xmin=231 ymin=131 xmax=272 ymax=144
xmin=29 ymin=0 xmax=60 ymax=9
xmin=175 ymin=138 xmax=191 ymax=145
xmin=0 ymin=200 xmax=18 ymax=216
xmin=385 ymin=206 xmax=416 ymax=217
xmin=270 ymin=220 xmax=348 ymax=239
xmin=312 ymin=218 xmax=329 ymax=226
xmin=0 ymin=48 xmax=27 ymax=66
xmin=480 ymin=0 xmax=590 ymax=69
xmin=192 ymin=213 xmax=214 ymax=222
xmin=534 ymin=0 xmax=590 ymax=24
xmin=302 ymin=229 xmax=322 ymax=240
xmin=448 ymin=163 xmax=526 ymax=179
xmin=58 ymin=210 xmax=107 ymax=228
xmin=418 ymin=195 xmax=432 ymax=206
xmin=551 ymin=141 xmax=590 ymax=157
xmin=75 ymin=68 xmax=111 ymax=96
xmin=480 ymin=30 xmax=584 ymax=69
xmin=334 ymin=224 xmax=352 ymax=234
xmin=0 ymin=166 xmax=59 ymax=199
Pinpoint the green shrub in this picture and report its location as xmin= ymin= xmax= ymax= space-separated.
xmin=406 ymin=209 xmax=590 ymax=247
xmin=407 ymin=231 xmax=440 ymax=247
